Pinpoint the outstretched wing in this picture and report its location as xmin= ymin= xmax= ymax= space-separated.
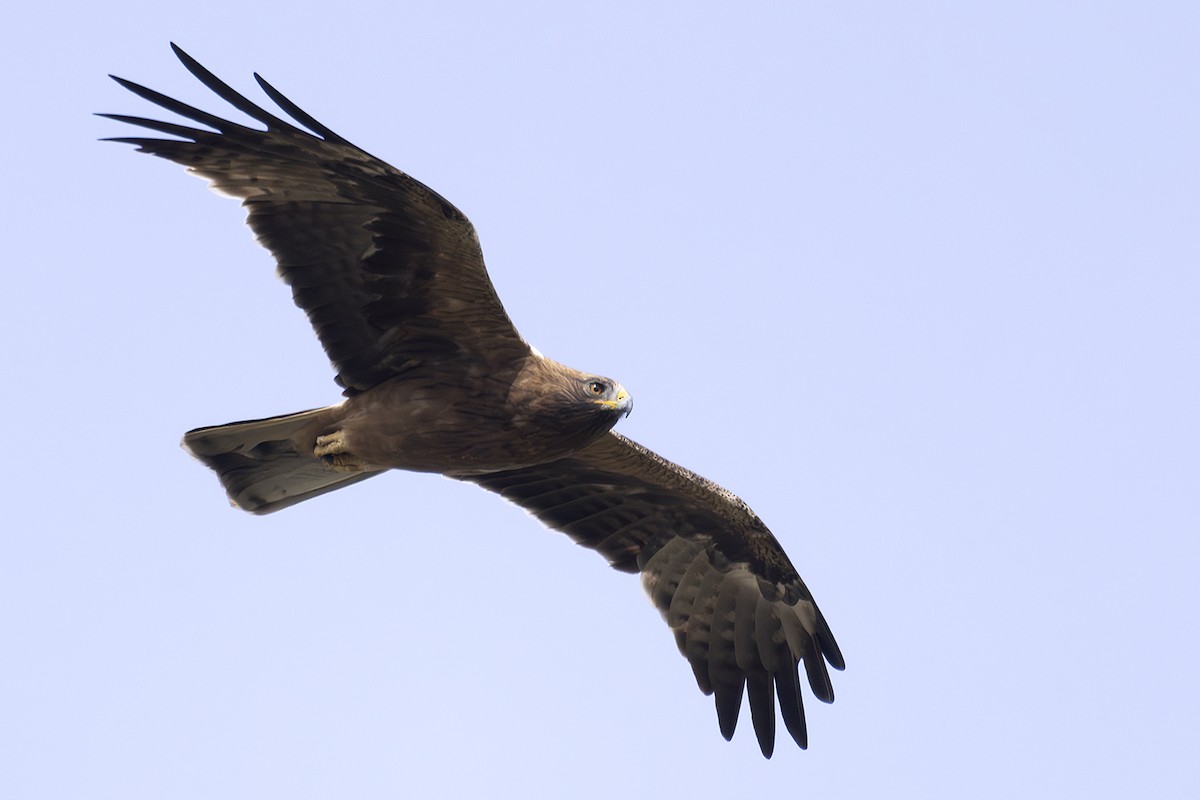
xmin=101 ymin=44 xmax=529 ymax=395
xmin=458 ymin=432 xmax=844 ymax=757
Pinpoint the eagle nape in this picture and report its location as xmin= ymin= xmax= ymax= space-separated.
xmin=104 ymin=43 xmax=843 ymax=758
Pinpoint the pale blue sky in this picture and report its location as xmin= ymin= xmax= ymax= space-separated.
xmin=4 ymin=2 xmax=1198 ymax=797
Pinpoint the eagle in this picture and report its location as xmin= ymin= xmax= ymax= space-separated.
xmin=103 ymin=44 xmax=844 ymax=758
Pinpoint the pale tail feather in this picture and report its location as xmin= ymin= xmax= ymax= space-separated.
xmin=182 ymin=406 xmax=380 ymax=514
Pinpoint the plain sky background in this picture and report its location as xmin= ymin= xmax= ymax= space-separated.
xmin=4 ymin=2 xmax=1197 ymax=797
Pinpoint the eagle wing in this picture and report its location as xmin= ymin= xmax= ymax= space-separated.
xmin=102 ymin=44 xmax=528 ymax=395
xmin=458 ymin=431 xmax=844 ymax=757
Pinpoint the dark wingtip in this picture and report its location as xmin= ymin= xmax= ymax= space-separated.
xmin=746 ymin=670 xmax=777 ymax=757
xmin=775 ymin=669 xmax=809 ymax=750
xmin=805 ymin=654 xmax=836 ymax=705
xmin=108 ymin=74 xmax=139 ymax=91
xmin=167 ymin=43 xmax=206 ymax=84
xmin=821 ymin=630 xmax=846 ymax=672
xmin=162 ymin=42 xmax=296 ymax=132
xmin=253 ymin=71 xmax=350 ymax=144
xmin=716 ymin=707 xmax=739 ymax=742
xmin=169 ymin=41 xmax=195 ymax=67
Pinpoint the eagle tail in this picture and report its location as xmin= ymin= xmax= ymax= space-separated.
xmin=182 ymin=406 xmax=381 ymax=514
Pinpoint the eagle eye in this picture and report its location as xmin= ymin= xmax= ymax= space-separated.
xmin=588 ymin=380 xmax=607 ymax=396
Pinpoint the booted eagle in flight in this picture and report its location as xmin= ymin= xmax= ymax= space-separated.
xmin=103 ymin=44 xmax=844 ymax=757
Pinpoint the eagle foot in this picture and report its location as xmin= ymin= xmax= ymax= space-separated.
xmin=315 ymin=432 xmax=364 ymax=472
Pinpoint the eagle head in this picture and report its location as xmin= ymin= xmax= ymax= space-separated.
xmin=580 ymin=376 xmax=632 ymax=418
xmin=509 ymin=357 xmax=632 ymax=447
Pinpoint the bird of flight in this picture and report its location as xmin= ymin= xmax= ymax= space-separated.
xmin=103 ymin=44 xmax=843 ymax=757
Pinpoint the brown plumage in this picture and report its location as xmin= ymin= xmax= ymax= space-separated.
xmin=103 ymin=43 xmax=844 ymax=757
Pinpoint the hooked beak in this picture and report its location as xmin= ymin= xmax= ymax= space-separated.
xmin=594 ymin=387 xmax=632 ymax=417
